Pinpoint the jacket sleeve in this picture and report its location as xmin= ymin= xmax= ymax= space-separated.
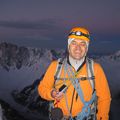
xmin=38 ymin=61 xmax=57 ymax=101
xmin=94 ymin=63 xmax=111 ymax=120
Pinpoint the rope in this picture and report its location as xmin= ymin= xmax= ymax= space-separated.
xmin=63 ymin=61 xmax=73 ymax=119
xmin=64 ymin=59 xmax=96 ymax=120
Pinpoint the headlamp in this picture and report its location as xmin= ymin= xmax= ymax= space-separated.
xmin=69 ymin=31 xmax=90 ymax=39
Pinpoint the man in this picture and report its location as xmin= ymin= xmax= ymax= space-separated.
xmin=38 ymin=27 xmax=111 ymax=120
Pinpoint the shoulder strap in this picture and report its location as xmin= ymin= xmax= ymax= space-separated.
xmin=86 ymin=57 xmax=95 ymax=91
xmin=49 ymin=58 xmax=64 ymax=117
xmin=54 ymin=58 xmax=64 ymax=84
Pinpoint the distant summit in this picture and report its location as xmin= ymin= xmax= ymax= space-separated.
xmin=0 ymin=42 xmax=65 ymax=71
xmin=0 ymin=42 xmax=120 ymax=71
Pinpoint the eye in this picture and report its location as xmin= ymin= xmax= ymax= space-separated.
xmin=80 ymin=42 xmax=86 ymax=46
xmin=71 ymin=41 xmax=77 ymax=45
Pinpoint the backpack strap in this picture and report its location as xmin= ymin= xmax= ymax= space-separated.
xmin=49 ymin=58 xmax=64 ymax=119
xmin=54 ymin=57 xmax=95 ymax=89
xmin=86 ymin=57 xmax=95 ymax=91
xmin=54 ymin=58 xmax=64 ymax=84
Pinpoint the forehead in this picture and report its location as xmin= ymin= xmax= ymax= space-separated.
xmin=72 ymin=39 xmax=86 ymax=43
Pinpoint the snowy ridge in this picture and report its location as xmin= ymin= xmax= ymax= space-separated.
xmin=0 ymin=42 xmax=120 ymax=71
xmin=95 ymin=50 xmax=120 ymax=62
xmin=0 ymin=42 xmax=65 ymax=71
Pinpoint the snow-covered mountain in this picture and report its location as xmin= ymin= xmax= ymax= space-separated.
xmin=95 ymin=50 xmax=120 ymax=62
xmin=0 ymin=42 xmax=66 ymax=120
xmin=0 ymin=42 xmax=120 ymax=120
xmin=0 ymin=42 xmax=119 ymax=71
xmin=0 ymin=42 xmax=66 ymax=71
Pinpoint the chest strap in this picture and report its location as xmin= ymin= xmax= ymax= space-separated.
xmin=55 ymin=76 xmax=95 ymax=81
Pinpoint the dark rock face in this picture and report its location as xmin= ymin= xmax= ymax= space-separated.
xmin=0 ymin=42 xmax=66 ymax=71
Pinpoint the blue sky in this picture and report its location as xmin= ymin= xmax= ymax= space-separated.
xmin=0 ymin=0 xmax=120 ymax=54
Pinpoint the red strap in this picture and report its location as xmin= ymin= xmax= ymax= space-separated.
xmin=54 ymin=99 xmax=60 ymax=107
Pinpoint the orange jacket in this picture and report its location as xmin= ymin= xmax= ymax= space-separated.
xmin=38 ymin=59 xmax=111 ymax=120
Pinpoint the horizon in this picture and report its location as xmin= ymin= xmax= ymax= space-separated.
xmin=0 ymin=41 xmax=119 ymax=56
xmin=0 ymin=0 xmax=120 ymax=55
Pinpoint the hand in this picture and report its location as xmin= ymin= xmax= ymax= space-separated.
xmin=51 ymin=89 xmax=64 ymax=101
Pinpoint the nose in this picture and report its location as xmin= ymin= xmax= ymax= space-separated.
xmin=75 ymin=44 xmax=81 ymax=50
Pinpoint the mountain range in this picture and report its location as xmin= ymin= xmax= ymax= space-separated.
xmin=0 ymin=42 xmax=120 ymax=120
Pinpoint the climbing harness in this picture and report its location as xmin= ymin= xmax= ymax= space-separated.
xmin=49 ymin=57 xmax=97 ymax=120
xmin=64 ymin=59 xmax=96 ymax=120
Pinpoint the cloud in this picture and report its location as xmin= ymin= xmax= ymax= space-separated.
xmin=0 ymin=19 xmax=60 ymax=30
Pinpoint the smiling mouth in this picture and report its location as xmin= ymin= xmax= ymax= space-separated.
xmin=75 ymin=52 xmax=81 ymax=54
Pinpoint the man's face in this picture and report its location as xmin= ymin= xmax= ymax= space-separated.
xmin=68 ymin=39 xmax=88 ymax=60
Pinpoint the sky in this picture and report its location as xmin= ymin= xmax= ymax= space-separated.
xmin=0 ymin=0 xmax=120 ymax=54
